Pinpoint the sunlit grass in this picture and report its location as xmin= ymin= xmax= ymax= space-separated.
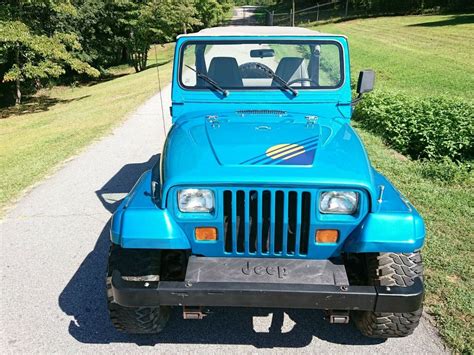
xmin=316 ymin=14 xmax=474 ymax=100
xmin=0 ymin=43 xmax=175 ymax=210
xmin=313 ymin=15 xmax=474 ymax=352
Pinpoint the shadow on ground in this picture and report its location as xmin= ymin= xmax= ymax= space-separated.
xmin=59 ymin=155 xmax=385 ymax=348
xmin=407 ymin=14 xmax=474 ymax=27
xmin=85 ymin=59 xmax=173 ymax=88
xmin=1 ymin=95 xmax=90 ymax=119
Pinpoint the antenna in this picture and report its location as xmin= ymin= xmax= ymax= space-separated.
xmin=154 ymin=44 xmax=167 ymax=136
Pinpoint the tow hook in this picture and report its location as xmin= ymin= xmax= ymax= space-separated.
xmin=326 ymin=310 xmax=350 ymax=324
xmin=183 ymin=306 xmax=207 ymax=320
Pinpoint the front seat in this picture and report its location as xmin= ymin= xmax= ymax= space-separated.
xmin=272 ymin=57 xmax=309 ymax=86
xmin=207 ymin=57 xmax=243 ymax=87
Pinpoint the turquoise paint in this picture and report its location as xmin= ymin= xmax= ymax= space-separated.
xmin=111 ymin=33 xmax=425 ymax=258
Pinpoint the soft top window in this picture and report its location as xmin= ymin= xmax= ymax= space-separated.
xmin=180 ymin=40 xmax=344 ymax=90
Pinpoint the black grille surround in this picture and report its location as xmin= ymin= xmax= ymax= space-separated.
xmin=223 ymin=189 xmax=312 ymax=257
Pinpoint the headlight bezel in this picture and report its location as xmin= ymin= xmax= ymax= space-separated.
xmin=177 ymin=188 xmax=215 ymax=213
xmin=319 ymin=190 xmax=360 ymax=215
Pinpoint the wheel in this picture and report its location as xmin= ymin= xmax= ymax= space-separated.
xmin=353 ymin=252 xmax=424 ymax=338
xmin=106 ymin=244 xmax=170 ymax=334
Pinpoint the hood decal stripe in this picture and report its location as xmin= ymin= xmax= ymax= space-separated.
xmin=240 ymin=136 xmax=320 ymax=165
xmin=240 ymin=137 xmax=319 ymax=166
xmin=266 ymin=142 xmax=319 ymax=165
xmin=250 ymin=139 xmax=317 ymax=165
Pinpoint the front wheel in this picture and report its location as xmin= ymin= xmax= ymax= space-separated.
xmin=353 ymin=252 xmax=424 ymax=338
xmin=106 ymin=245 xmax=170 ymax=334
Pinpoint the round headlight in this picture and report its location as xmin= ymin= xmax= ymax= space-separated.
xmin=178 ymin=189 xmax=215 ymax=213
xmin=320 ymin=191 xmax=359 ymax=214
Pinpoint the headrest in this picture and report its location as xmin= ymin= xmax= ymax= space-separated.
xmin=273 ymin=57 xmax=308 ymax=86
xmin=208 ymin=57 xmax=243 ymax=87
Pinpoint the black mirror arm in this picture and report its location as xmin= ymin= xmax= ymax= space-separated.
xmin=337 ymin=93 xmax=364 ymax=107
xmin=351 ymin=93 xmax=364 ymax=106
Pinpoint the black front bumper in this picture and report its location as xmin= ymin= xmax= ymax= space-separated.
xmin=110 ymin=257 xmax=423 ymax=313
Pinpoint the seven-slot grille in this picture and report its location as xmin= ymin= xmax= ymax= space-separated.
xmin=223 ymin=189 xmax=312 ymax=257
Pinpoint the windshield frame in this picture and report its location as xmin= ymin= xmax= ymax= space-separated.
xmin=178 ymin=39 xmax=346 ymax=92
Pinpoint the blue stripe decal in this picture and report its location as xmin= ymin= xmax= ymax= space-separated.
xmin=267 ymin=142 xmax=319 ymax=166
xmin=240 ymin=136 xmax=319 ymax=165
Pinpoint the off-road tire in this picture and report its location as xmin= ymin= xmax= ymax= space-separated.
xmin=354 ymin=252 xmax=424 ymax=338
xmin=106 ymin=245 xmax=170 ymax=334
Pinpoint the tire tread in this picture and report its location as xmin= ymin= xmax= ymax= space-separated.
xmin=354 ymin=252 xmax=424 ymax=338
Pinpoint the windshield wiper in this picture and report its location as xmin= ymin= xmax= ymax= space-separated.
xmin=185 ymin=65 xmax=229 ymax=97
xmin=255 ymin=63 xmax=298 ymax=97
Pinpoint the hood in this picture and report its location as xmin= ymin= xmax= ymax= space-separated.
xmin=161 ymin=111 xmax=375 ymax=200
xmin=206 ymin=112 xmax=322 ymax=167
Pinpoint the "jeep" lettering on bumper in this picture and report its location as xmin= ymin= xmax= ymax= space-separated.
xmin=241 ymin=261 xmax=288 ymax=279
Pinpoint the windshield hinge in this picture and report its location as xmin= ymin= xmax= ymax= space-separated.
xmin=305 ymin=115 xmax=318 ymax=127
xmin=207 ymin=115 xmax=220 ymax=128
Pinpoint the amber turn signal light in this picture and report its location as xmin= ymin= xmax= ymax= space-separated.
xmin=195 ymin=227 xmax=218 ymax=241
xmin=316 ymin=229 xmax=339 ymax=243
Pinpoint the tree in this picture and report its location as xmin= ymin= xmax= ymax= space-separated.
xmin=123 ymin=0 xmax=202 ymax=73
xmin=74 ymin=0 xmax=131 ymax=68
xmin=195 ymin=0 xmax=230 ymax=28
xmin=174 ymin=0 xmax=201 ymax=34
xmin=0 ymin=1 xmax=99 ymax=104
xmin=0 ymin=20 xmax=99 ymax=104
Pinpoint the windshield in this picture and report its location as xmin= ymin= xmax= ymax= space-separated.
xmin=180 ymin=40 xmax=344 ymax=90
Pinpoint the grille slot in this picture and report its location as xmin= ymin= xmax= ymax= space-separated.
xmin=223 ymin=189 xmax=312 ymax=257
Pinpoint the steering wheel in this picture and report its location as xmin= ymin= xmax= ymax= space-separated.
xmin=239 ymin=62 xmax=273 ymax=78
xmin=287 ymin=78 xmax=318 ymax=86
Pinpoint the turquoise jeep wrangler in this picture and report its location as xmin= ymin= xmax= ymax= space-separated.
xmin=107 ymin=26 xmax=425 ymax=338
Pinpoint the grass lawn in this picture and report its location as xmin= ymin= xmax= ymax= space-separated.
xmin=0 ymin=43 xmax=174 ymax=210
xmin=315 ymin=15 xmax=474 ymax=352
xmin=317 ymin=14 xmax=474 ymax=100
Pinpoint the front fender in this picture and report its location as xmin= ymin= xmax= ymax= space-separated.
xmin=110 ymin=171 xmax=190 ymax=250
xmin=343 ymin=171 xmax=425 ymax=253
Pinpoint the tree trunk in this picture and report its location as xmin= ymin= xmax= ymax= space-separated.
xmin=141 ymin=51 xmax=147 ymax=71
xmin=132 ymin=52 xmax=139 ymax=72
xmin=15 ymin=43 xmax=21 ymax=105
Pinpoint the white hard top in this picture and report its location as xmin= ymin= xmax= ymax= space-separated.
xmin=177 ymin=26 xmax=344 ymax=39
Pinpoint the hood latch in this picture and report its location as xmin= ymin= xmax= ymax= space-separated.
xmin=207 ymin=115 xmax=220 ymax=128
xmin=305 ymin=115 xmax=318 ymax=127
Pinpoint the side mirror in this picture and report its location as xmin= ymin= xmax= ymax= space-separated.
xmin=356 ymin=70 xmax=375 ymax=94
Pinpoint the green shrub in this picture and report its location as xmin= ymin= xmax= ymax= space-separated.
xmin=353 ymin=91 xmax=474 ymax=161
xmin=418 ymin=158 xmax=473 ymax=186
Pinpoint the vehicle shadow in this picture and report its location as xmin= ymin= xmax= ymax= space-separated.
xmin=58 ymin=155 xmax=385 ymax=348
xmin=95 ymin=154 xmax=160 ymax=213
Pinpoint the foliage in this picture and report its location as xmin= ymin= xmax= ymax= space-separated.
xmin=0 ymin=21 xmax=98 ymax=80
xmin=348 ymin=0 xmax=473 ymax=13
xmin=196 ymin=0 xmax=233 ymax=28
xmin=0 ymin=0 xmax=231 ymax=104
xmin=0 ymin=1 xmax=99 ymax=104
xmin=354 ymin=91 xmax=474 ymax=161
xmin=418 ymin=157 xmax=473 ymax=186
xmin=234 ymin=0 xmax=275 ymax=5
xmin=272 ymin=0 xmax=473 ymax=13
